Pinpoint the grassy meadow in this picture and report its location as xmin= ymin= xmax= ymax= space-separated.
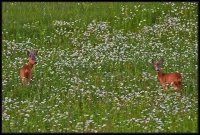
xmin=2 ymin=2 xmax=198 ymax=133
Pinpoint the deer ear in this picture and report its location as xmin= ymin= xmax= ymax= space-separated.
xmin=34 ymin=50 xmax=38 ymax=55
xmin=151 ymin=59 xmax=154 ymax=64
xmin=160 ymin=58 xmax=164 ymax=64
xmin=27 ymin=50 xmax=30 ymax=56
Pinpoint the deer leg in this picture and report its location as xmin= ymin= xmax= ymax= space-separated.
xmin=162 ymin=84 xmax=167 ymax=91
xmin=21 ymin=77 xmax=25 ymax=85
xmin=21 ymin=77 xmax=28 ymax=85
xmin=27 ymin=73 xmax=31 ymax=85
xmin=173 ymin=81 xmax=181 ymax=92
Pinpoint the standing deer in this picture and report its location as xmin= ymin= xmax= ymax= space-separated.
xmin=152 ymin=58 xmax=182 ymax=91
xmin=20 ymin=50 xmax=37 ymax=85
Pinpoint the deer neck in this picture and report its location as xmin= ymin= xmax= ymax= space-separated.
xmin=27 ymin=62 xmax=34 ymax=69
xmin=157 ymin=70 xmax=165 ymax=78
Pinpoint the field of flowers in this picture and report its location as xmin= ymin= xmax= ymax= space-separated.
xmin=2 ymin=2 xmax=198 ymax=133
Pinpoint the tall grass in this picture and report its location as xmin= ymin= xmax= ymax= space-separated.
xmin=2 ymin=2 xmax=198 ymax=133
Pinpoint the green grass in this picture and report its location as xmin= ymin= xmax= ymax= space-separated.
xmin=2 ymin=2 xmax=198 ymax=133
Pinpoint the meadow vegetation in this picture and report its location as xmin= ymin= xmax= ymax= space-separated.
xmin=2 ymin=2 xmax=198 ymax=133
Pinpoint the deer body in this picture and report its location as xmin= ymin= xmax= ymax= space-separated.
xmin=152 ymin=59 xmax=182 ymax=91
xmin=20 ymin=50 xmax=37 ymax=85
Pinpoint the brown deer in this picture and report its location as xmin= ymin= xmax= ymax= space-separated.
xmin=20 ymin=50 xmax=37 ymax=85
xmin=152 ymin=58 xmax=182 ymax=91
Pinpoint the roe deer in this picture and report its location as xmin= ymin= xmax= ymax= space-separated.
xmin=20 ymin=50 xmax=37 ymax=85
xmin=152 ymin=58 xmax=182 ymax=91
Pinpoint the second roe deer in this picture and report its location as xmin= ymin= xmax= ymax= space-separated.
xmin=20 ymin=49 xmax=37 ymax=85
xmin=152 ymin=58 xmax=182 ymax=91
